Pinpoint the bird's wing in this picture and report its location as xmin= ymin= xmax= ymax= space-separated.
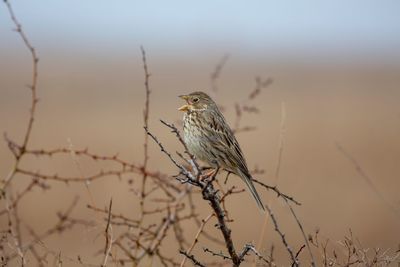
xmin=205 ymin=111 xmax=250 ymax=174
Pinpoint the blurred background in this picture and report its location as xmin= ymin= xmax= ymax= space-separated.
xmin=1 ymin=0 xmax=400 ymax=265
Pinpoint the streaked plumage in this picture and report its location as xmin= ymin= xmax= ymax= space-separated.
xmin=178 ymin=91 xmax=265 ymax=211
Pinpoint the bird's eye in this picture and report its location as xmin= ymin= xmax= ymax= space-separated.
xmin=192 ymin=97 xmax=199 ymax=103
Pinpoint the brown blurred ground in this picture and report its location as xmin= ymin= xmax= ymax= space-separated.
xmin=1 ymin=46 xmax=400 ymax=265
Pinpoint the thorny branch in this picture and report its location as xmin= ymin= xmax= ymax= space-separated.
xmin=239 ymin=244 xmax=270 ymax=265
xmin=140 ymin=45 xmax=151 ymax=218
xmin=210 ymin=54 xmax=229 ymax=93
xmin=252 ymin=178 xmax=300 ymax=206
xmin=233 ymin=76 xmax=273 ymax=133
xmin=263 ymin=202 xmax=299 ymax=266
xmin=285 ymin=199 xmax=316 ymax=267
xmin=2 ymin=0 xmax=39 ymax=190
xmin=179 ymin=251 xmax=206 ymax=267
xmin=101 ymin=198 xmax=113 ymax=266
xmin=180 ymin=213 xmax=214 ymax=267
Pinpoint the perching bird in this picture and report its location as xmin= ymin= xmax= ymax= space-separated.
xmin=178 ymin=91 xmax=265 ymax=211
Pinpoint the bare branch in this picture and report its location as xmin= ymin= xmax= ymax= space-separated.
xmin=179 ymin=251 xmax=206 ymax=267
xmin=285 ymin=200 xmax=316 ymax=267
xmin=263 ymin=203 xmax=298 ymax=266
xmin=140 ymin=45 xmax=151 ymax=219
xmin=101 ymin=198 xmax=113 ymax=267
xmin=210 ymin=54 xmax=229 ymax=93
xmin=252 ymin=178 xmax=300 ymax=206
xmin=2 ymin=0 xmax=39 ymax=189
xmin=180 ymin=213 xmax=213 ymax=267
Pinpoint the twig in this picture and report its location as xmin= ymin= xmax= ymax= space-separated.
xmin=140 ymin=45 xmax=151 ymax=217
xmin=210 ymin=54 xmax=229 ymax=93
xmin=180 ymin=213 xmax=213 ymax=267
xmin=103 ymin=199 xmax=113 ymax=254
xmin=239 ymin=244 xmax=270 ymax=264
xmin=5 ymin=191 xmax=25 ymax=266
xmin=101 ymin=199 xmax=113 ymax=266
xmin=2 ymin=0 xmax=39 ymax=189
xmin=263 ymin=203 xmax=298 ymax=266
xmin=291 ymin=245 xmax=306 ymax=267
xmin=15 ymin=168 xmax=134 ymax=183
xmin=160 ymin=119 xmax=201 ymax=176
xmin=179 ymin=251 xmax=206 ymax=267
xmin=252 ymin=178 xmax=300 ymax=206
xmin=285 ymin=199 xmax=316 ymax=267
xmin=233 ymin=76 xmax=272 ymax=133
xmin=203 ymin=247 xmax=231 ymax=260
xmin=274 ymin=102 xmax=286 ymax=179
xmin=254 ymin=102 xmax=286 ymax=266
xmin=7 ymin=197 xmax=82 ymax=262
xmin=135 ymin=45 xmax=151 ymax=258
xmin=144 ymin=127 xmax=197 ymax=184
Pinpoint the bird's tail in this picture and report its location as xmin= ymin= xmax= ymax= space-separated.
xmin=238 ymin=169 xmax=265 ymax=212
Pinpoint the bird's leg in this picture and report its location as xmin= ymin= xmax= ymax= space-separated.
xmin=224 ymin=170 xmax=233 ymax=184
xmin=200 ymin=168 xmax=216 ymax=181
xmin=201 ymin=165 xmax=220 ymax=183
xmin=200 ymin=166 xmax=213 ymax=172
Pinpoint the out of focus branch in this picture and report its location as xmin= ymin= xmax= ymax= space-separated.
xmin=2 ymin=0 xmax=39 ymax=189
xmin=233 ymin=76 xmax=273 ymax=133
xmin=180 ymin=213 xmax=214 ymax=267
xmin=179 ymin=251 xmax=206 ymax=267
xmin=210 ymin=54 xmax=229 ymax=93
xmin=335 ymin=142 xmax=400 ymax=216
xmin=101 ymin=199 xmax=113 ymax=266
xmin=140 ymin=45 xmax=151 ymax=220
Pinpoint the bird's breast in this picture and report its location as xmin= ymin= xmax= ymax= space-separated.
xmin=182 ymin=112 xmax=208 ymax=161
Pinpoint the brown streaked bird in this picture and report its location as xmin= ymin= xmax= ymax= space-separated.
xmin=178 ymin=91 xmax=265 ymax=211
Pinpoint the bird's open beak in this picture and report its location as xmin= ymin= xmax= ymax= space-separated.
xmin=178 ymin=104 xmax=190 ymax=112
xmin=178 ymin=95 xmax=190 ymax=112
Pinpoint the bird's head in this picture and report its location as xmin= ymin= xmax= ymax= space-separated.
xmin=178 ymin=91 xmax=215 ymax=112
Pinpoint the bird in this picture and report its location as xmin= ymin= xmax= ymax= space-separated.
xmin=178 ymin=91 xmax=265 ymax=211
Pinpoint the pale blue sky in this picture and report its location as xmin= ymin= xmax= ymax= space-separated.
xmin=1 ymin=0 xmax=400 ymax=61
